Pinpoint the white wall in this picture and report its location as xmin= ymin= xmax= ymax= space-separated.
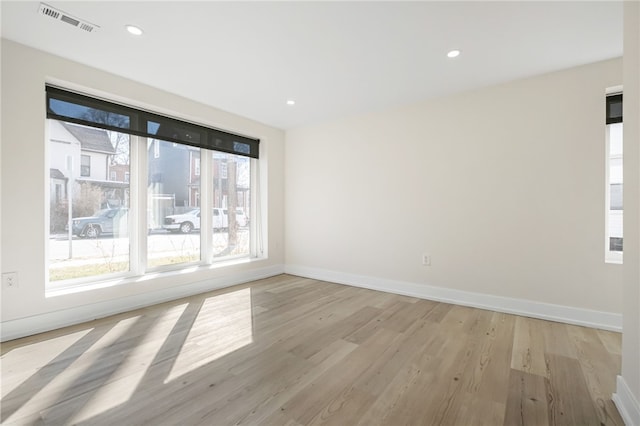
xmin=286 ymin=58 xmax=624 ymax=326
xmin=614 ymin=2 xmax=640 ymax=424
xmin=0 ymin=39 xmax=285 ymax=339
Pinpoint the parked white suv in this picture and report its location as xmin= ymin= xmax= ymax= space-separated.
xmin=216 ymin=208 xmax=249 ymax=229
xmin=163 ymin=208 xmax=248 ymax=233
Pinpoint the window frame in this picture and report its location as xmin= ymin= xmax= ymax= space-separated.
xmin=46 ymin=86 xmax=264 ymax=291
xmin=46 ymin=85 xmax=260 ymax=159
xmin=80 ymin=154 xmax=91 ymax=177
xmin=605 ymin=90 xmax=623 ymax=264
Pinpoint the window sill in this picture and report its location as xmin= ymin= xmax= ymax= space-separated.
xmin=46 ymin=255 xmax=266 ymax=298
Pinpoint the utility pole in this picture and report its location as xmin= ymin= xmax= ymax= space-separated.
xmin=66 ymin=155 xmax=73 ymax=259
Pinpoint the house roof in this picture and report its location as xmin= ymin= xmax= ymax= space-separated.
xmin=62 ymin=122 xmax=115 ymax=154
xmin=50 ymin=168 xmax=66 ymax=179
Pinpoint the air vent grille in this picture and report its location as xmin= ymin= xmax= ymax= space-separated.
xmin=40 ymin=4 xmax=60 ymax=19
xmin=38 ymin=3 xmax=99 ymax=33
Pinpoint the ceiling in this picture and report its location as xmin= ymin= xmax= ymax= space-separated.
xmin=1 ymin=1 xmax=623 ymax=130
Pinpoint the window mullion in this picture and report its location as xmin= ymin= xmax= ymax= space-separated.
xmin=131 ymin=135 xmax=147 ymax=275
xmin=201 ymin=150 xmax=213 ymax=263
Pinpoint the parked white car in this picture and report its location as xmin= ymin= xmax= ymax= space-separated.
xmin=163 ymin=208 xmax=248 ymax=233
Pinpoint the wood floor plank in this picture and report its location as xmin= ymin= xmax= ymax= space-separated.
xmin=511 ymin=316 xmax=547 ymax=377
xmin=545 ymin=353 xmax=601 ymax=426
xmin=288 ymin=306 xmax=382 ymax=360
xmin=261 ymin=349 xmax=374 ymax=425
xmin=504 ymin=369 xmax=549 ymax=426
xmin=473 ymin=312 xmax=516 ymax=404
xmin=422 ymin=301 xmax=454 ymax=323
xmin=461 ymin=307 xmax=495 ymax=338
xmin=351 ymin=318 xmax=436 ymax=397
xmin=0 ymin=274 xmax=622 ymax=425
xmin=566 ymin=326 xmax=625 ymax=426
xmin=342 ymin=300 xmax=409 ymax=344
xmin=306 ymin=386 xmax=376 ymax=426
xmin=456 ymin=397 xmax=506 ymax=426
xmin=542 ymin=321 xmax=578 ymax=359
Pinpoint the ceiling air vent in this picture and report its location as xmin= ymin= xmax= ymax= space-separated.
xmin=38 ymin=3 xmax=99 ymax=33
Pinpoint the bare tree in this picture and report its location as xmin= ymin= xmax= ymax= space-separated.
xmin=82 ymin=109 xmax=130 ymax=165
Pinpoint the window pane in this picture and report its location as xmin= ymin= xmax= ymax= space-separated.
xmin=80 ymin=155 xmax=91 ymax=177
xmin=610 ymin=183 xmax=623 ymax=210
xmin=48 ymin=120 xmax=130 ymax=281
xmin=607 ymin=121 xmax=623 ymax=256
xmin=48 ymin=99 xmax=131 ymax=129
xmin=610 ymin=237 xmax=623 ymax=252
xmin=233 ymin=141 xmax=251 ymax=155
xmin=212 ymin=152 xmax=250 ymax=259
xmin=148 ymin=139 xmax=201 ymax=267
xmin=147 ymin=120 xmax=203 ymax=144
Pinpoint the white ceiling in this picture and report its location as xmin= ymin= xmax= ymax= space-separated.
xmin=1 ymin=1 xmax=623 ymax=130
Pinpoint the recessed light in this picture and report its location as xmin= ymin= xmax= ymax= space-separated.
xmin=126 ymin=25 xmax=143 ymax=36
xmin=286 ymin=99 xmax=296 ymax=106
xmin=447 ymin=50 xmax=461 ymax=58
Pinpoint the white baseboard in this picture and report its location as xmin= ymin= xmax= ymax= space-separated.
xmin=2 ymin=263 xmax=622 ymax=342
xmin=1 ymin=264 xmax=284 ymax=342
xmin=613 ymin=375 xmax=640 ymax=426
xmin=284 ymin=265 xmax=622 ymax=332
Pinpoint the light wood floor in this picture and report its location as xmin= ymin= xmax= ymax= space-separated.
xmin=1 ymin=274 xmax=623 ymax=425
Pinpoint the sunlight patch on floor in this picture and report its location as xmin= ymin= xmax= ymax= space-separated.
xmin=68 ymin=304 xmax=188 ymax=424
xmin=3 ymin=316 xmax=141 ymax=424
xmin=1 ymin=328 xmax=91 ymax=398
xmin=166 ymin=288 xmax=253 ymax=382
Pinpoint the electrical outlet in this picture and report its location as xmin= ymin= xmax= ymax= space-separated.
xmin=422 ymin=254 xmax=431 ymax=266
xmin=2 ymin=272 xmax=18 ymax=288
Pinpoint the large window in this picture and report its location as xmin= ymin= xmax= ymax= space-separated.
xmin=605 ymin=93 xmax=623 ymax=263
xmin=47 ymin=86 xmax=260 ymax=285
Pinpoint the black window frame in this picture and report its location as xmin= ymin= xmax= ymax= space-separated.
xmin=46 ymin=86 xmax=260 ymax=159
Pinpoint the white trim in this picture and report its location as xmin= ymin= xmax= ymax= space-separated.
xmin=606 ymin=85 xmax=624 ymax=95
xmin=613 ymin=375 xmax=640 ymax=426
xmin=284 ymin=265 xmax=622 ymax=332
xmin=1 ymin=264 xmax=284 ymax=342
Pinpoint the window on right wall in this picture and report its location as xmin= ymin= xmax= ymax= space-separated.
xmin=605 ymin=93 xmax=623 ymax=263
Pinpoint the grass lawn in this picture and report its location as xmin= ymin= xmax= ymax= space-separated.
xmin=49 ymin=254 xmax=200 ymax=281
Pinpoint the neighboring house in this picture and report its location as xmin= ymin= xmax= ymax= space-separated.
xmin=149 ymin=140 xmax=250 ymax=208
xmin=109 ymin=163 xmax=130 ymax=183
xmin=147 ymin=140 xmax=193 ymax=229
xmin=61 ymin=122 xmax=114 ymax=181
xmin=147 ymin=140 xmax=252 ymax=221
xmin=49 ymin=121 xmax=127 ymax=212
xmin=49 ymin=168 xmax=68 ymax=206
xmin=148 ymin=139 xmax=192 ymax=207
